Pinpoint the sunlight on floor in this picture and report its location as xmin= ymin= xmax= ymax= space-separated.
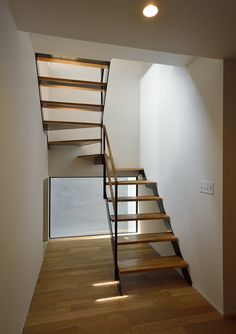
xmin=93 ymin=281 xmax=119 ymax=287
xmin=96 ymin=295 xmax=129 ymax=303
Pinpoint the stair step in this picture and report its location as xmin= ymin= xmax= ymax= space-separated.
xmin=77 ymin=153 xmax=102 ymax=159
xmin=43 ymin=120 xmax=101 ymax=131
xmin=39 ymin=76 xmax=107 ymax=91
xmin=36 ymin=53 xmax=110 ymax=69
xmin=77 ymin=153 xmax=103 ymax=164
xmin=107 ymin=195 xmax=162 ymax=202
xmin=41 ymin=101 xmax=103 ymax=112
xmin=106 ymin=180 xmax=156 ymax=186
xmin=115 ymin=168 xmax=144 ymax=176
xmin=48 ymin=139 xmax=101 ymax=147
xmin=119 ymin=256 xmax=188 ymax=274
xmin=111 ymin=213 xmax=169 ymax=222
xmin=118 ymin=233 xmax=177 ymax=245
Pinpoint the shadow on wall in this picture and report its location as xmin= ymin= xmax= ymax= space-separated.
xmin=49 ymin=146 xmax=103 ymax=177
xmin=43 ymin=178 xmax=49 ymax=242
xmin=139 ymin=58 xmax=223 ymax=313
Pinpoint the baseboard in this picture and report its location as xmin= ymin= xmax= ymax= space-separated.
xmin=43 ymin=241 xmax=48 ymax=256
xmin=194 ymin=288 xmax=236 ymax=318
xmin=192 ymin=283 xmax=224 ymax=316
xmin=223 ymin=311 xmax=236 ymax=318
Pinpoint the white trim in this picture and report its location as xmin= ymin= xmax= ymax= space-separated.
xmin=43 ymin=241 xmax=48 ymax=256
xmin=223 ymin=311 xmax=236 ymax=318
xmin=192 ymin=284 xmax=223 ymax=316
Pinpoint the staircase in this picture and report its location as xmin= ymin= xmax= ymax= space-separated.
xmin=35 ymin=53 xmax=191 ymax=292
xmin=103 ymin=128 xmax=192 ymax=292
xmin=36 ymin=53 xmax=110 ymax=159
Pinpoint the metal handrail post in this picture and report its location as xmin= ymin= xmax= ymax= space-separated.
xmin=100 ymin=68 xmax=105 ymax=155
xmin=114 ymin=181 xmax=119 ymax=280
xmin=103 ymin=129 xmax=106 ymax=199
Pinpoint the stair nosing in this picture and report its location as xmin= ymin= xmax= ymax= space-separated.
xmin=39 ymin=76 xmax=107 ymax=90
xmin=116 ymin=168 xmax=144 ymax=171
xmin=118 ymin=232 xmax=177 ymax=245
xmin=41 ymin=100 xmax=103 ymax=112
xmin=43 ymin=120 xmax=102 ymax=130
xmin=110 ymin=213 xmax=169 ymax=222
xmin=48 ymin=139 xmax=101 ymax=146
xmin=36 ymin=53 xmax=110 ymax=68
xmin=107 ymin=196 xmax=162 ymax=202
xmin=118 ymin=256 xmax=188 ymax=274
xmin=106 ymin=180 xmax=156 ymax=186
xmin=77 ymin=153 xmax=102 ymax=158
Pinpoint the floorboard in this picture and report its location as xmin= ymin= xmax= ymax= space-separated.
xmin=23 ymin=236 xmax=235 ymax=334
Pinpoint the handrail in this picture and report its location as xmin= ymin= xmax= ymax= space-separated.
xmin=103 ymin=126 xmax=117 ymax=183
xmin=100 ymin=66 xmax=110 ymax=155
xmin=103 ymin=125 xmax=119 ymax=282
xmin=104 ymin=152 xmax=115 ymax=207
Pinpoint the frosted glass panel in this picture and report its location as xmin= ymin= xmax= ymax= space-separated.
xmin=50 ymin=177 xmax=136 ymax=238
xmin=50 ymin=178 xmax=108 ymax=238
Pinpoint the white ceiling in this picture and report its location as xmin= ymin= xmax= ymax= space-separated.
xmin=8 ymin=0 xmax=236 ymax=59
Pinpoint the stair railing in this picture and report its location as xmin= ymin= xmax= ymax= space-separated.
xmin=100 ymin=67 xmax=110 ymax=156
xmin=103 ymin=125 xmax=119 ymax=281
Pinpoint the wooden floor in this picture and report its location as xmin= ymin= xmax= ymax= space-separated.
xmin=23 ymin=237 xmax=236 ymax=334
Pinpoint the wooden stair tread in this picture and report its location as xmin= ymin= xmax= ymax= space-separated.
xmin=77 ymin=153 xmax=102 ymax=159
xmin=115 ymin=168 xmax=144 ymax=176
xmin=111 ymin=213 xmax=169 ymax=222
xmin=116 ymin=168 xmax=144 ymax=172
xmin=43 ymin=120 xmax=101 ymax=130
xmin=116 ymin=167 xmax=144 ymax=173
xmin=119 ymin=256 xmax=188 ymax=274
xmin=118 ymin=233 xmax=177 ymax=245
xmin=36 ymin=53 xmax=110 ymax=69
xmin=41 ymin=101 xmax=103 ymax=112
xmin=107 ymin=195 xmax=161 ymax=202
xmin=48 ymin=139 xmax=101 ymax=147
xmin=39 ymin=76 xmax=107 ymax=91
xmin=106 ymin=180 xmax=156 ymax=186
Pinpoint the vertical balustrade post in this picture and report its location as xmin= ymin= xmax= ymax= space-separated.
xmin=136 ymin=175 xmax=139 ymax=232
xmin=100 ymin=68 xmax=105 ymax=155
xmin=103 ymin=129 xmax=107 ymax=200
xmin=114 ymin=181 xmax=119 ymax=280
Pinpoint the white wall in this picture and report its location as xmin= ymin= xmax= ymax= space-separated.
xmin=30 ymin=33 xmax=194 ymax=67
xmin=40 ymin=62 xmax=102 ymax=144
xmin=38 ymin=59 xmax=104 ymax=177
xmin=48 ymin=58 xmax=142 ymax=176
xmin=223 ymin=60 xmax=236 ymax=316
xmin=140 ymin=59 xmax=223 ymax=313
xmin=49 ymin=146 xmax=103 ymax=177
xmin=0 ymin=1 xmax=48 ymax=333
xmin=104 ymin=59 xmax=142 ymax=167
xmin=29 ymin=33 xmax=193 ymax=177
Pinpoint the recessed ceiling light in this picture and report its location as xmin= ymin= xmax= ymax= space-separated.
xmin=143 ymin=3 xmax=159 ymax=18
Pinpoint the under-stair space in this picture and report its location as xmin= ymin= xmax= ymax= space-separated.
xmin=36 ymin=53 xmax=110 ymax=160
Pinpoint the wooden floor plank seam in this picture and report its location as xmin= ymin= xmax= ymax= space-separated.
xmin=23 ymin=238 xmax=235 ymax=334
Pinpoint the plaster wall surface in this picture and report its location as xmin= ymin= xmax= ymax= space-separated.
xmin=139 ymin=58 xmax=223 ymax=313
xmin=0 ymin=1 xmax=49 ymax=333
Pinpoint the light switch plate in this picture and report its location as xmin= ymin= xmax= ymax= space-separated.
xmin=200 ymin=181 xmax=214 ymax=195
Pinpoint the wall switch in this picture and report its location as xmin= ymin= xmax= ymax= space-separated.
xmin=200 ymin=181 xmax=214 ymax=195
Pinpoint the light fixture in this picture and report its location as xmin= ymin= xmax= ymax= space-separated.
xmin=143 ymin=3 xmax=159 ymax=18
